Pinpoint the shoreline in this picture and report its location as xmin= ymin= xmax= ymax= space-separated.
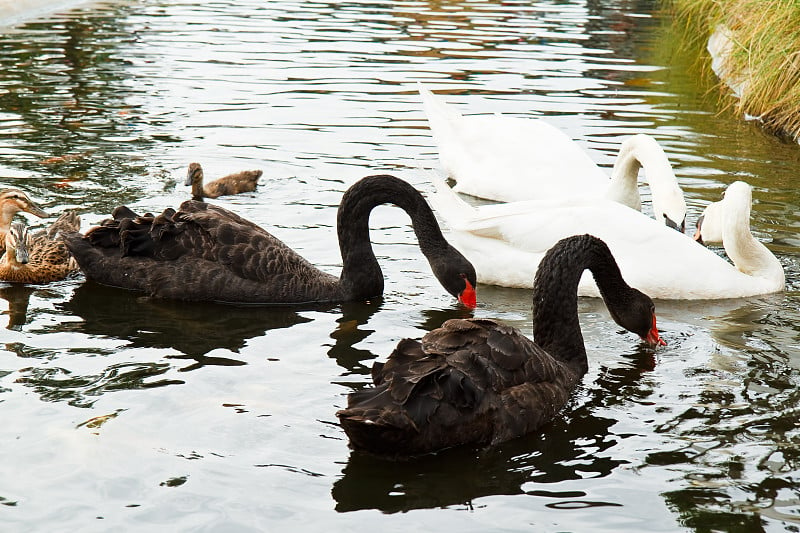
xmin=0 ymin=0 xmax=95 ymax=29
xmin=667 ymin=0 xmax=800 ymax=143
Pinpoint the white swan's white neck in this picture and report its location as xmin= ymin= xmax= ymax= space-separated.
xmin=721 ymin=182 xmax=784 ymax=286
xmin=604 ymin=134 xmax=686 ymax=228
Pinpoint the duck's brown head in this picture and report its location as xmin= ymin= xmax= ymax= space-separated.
xmin=185 ymin=162 xmax=204 ymax=186
xmin=4 ymin=223 xmax=31 ymax=265
xmin=0 ymin=189 xmax=49 ymax=220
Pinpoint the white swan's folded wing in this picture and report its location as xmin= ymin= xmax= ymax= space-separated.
xmin=419 ymin=83 xmax=606 ymax=203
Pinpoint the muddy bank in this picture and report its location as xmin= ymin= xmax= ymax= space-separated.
xmin=668 ymin=0 xmax=800 ymax=143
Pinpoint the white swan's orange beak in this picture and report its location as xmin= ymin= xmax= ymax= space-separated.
xmin=458 ymin=278 xmax=477 ymax=309
xmin=642 ymin=314 xmax=666 ymax=346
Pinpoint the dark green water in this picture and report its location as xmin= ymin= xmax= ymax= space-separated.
xmin=0 ymin=0 xmax=798 ymax=531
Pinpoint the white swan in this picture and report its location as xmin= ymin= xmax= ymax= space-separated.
xmin=428 ymin=177 xmax=784 ymax=300
xmin=693 ymin=182 xmax=784 ymax=285
xmin=419 ymin=84 xmax=687 ymax=231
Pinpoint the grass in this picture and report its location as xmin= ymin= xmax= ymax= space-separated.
xmin=667 ymin=0 xmax=800 ymax=141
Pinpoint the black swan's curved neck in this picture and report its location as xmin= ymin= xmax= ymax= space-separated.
xmin=532 ymin=234 xmax=632 ymax=375
xmin=336 ymin=175 xmax=452 ymax=301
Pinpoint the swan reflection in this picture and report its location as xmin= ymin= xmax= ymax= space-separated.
xmin=332 ymin=407 xmax=625 ymax=513
xmin=58 ymin=281 xmax=314 ymax=364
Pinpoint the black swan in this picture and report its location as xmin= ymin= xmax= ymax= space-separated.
xmin=63 ymin=174 xmax=478 ymax=306
xmin=336 ymin=234 xmax=665 ymax=456
xmin=0 ymin=213 xmax=80 ymax=283
xmin=185 ymin=162 xmax=262 ymax=200
xmin=0 ymin=188 xmax=49 ymax=254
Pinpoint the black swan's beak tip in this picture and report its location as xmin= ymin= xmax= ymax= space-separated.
xmin=457 ymin=276 xmax=477 ymax=309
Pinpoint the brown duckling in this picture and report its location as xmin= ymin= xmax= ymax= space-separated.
xmin=0 ymin=212 xmax=80 ymax=283
xmin=0 ymin=188 xmax=49 ymax=254
xmin=185 ymin=162 xmax=262 ymax=201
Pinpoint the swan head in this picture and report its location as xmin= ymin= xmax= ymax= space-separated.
xmin=607 ymin=289 xmax=666 ymax=347
xmin=693 ymin=182 xmax=754 ymax=245
xmin=663 ymin=211 xmax=686 ymax=233
xmin=0 ymin=188 xmax=49 ymax=220
xmin=431 ymin=246 xmax=477 ymax=309
xmin=654 ymin=187 xmax=686 ymax=233
xmin=693 ymin=197 xmax=724 ymax=245
xmin=185 ymin=162 xmax=203 ymax=186
xmin=5 ymin=223 xmax=31 ymax=265
xmin=608 ymin=134 xmax=686 ymax=233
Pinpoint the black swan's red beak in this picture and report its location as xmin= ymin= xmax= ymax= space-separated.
xmin=642 ymin=313 xmax=666 ymax=346
xmin=458 ymin=277 xmax=477 ymax=309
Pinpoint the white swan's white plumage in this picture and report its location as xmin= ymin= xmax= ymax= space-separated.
xmin=697 ymin=182 xmax=784 ymax=286
xmin=419 ymin=84 xmax=687 ymax=231
xmin=428 ymin=177 xmax=784 ymax=300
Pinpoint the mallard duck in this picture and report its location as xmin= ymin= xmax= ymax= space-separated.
xmin=185 ymin=162 xmax=262 ymax=200
xmin=336 ymin=234 xmax=665 ymax=456
xmin=0 ymin=188 xmax=49 ymax=254
xmin=0 ymin=211 xmax=80 ymax=283
xmin=63 ymin=175 xmax=477 ymax=306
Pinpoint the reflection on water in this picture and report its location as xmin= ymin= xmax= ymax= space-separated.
xmin=0 ymin=3 xmax=157 ymax=212
xmin=327 ymin=301 xmax=475 ymax=376
xmin=0 ymin=0 xmax=798 ymax=531
xmin=0 ymin=283 xmax=35 ymax=329
xmin=326 ymin=300 xmax=383 ymax=374
xmin=12 ymin=354 xmax=180 ymax=408
xmin=333 ymin=397 xmax=630 ymax=514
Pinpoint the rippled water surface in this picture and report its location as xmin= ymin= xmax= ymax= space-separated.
xmin=1 ymin=0 xmax=799 ymax=531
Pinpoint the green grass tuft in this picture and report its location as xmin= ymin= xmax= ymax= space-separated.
xmin=668 ymin=0 xmax=800 ymax=140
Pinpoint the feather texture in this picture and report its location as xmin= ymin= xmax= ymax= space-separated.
xmin=337 ymin=235 xmax=664 ymax=456
xmin=64 ymin=175 xmax=477 ymax=305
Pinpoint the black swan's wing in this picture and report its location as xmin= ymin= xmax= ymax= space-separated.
xmin=337 ymin=318 xmax=581 ymax=456
xmin=64 ymin=201 xmax=340 ymax=304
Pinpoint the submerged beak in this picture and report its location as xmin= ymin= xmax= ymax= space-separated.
xmin=457 ymin=278 xmax=477 ymax=309
xmin=664 ymin=214 xmax=685 ymax=233
xmin=693 ymin=215 xmax=705 ymax=245
xmin=642 ymin=314 xmax=666 ymax=347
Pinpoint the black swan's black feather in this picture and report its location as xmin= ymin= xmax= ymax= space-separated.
xmin=336 ymin=235 xmax=662 ymax=456
xmin=64 ymin=175 xmax=477 ymax=305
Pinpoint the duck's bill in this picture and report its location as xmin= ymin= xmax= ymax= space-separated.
xmin=25 ymin=203 xmax=49 ymax=218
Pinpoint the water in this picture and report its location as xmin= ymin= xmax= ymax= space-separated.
xmin=0 ymin=0 xmax=799 ymax=531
